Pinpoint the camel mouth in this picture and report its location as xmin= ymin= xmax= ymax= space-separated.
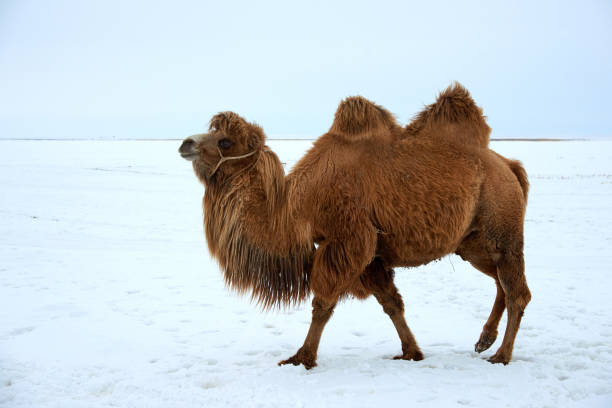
xmin=179 ymin=137 xmax=202 ymax=161
xmin=180 ymin=151 xmax=200 ymax=161
xmin=180 ymin=133 xmax=210 ymax=161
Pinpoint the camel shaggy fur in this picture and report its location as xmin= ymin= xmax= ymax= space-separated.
xmin=179 ymin=83 xmax=531 ymax=369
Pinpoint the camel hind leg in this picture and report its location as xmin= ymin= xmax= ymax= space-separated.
xmin=457 ymin=234 xmax=507 ymax=353
xmin=475 ymin=277 xmax=505 ymax=353
xmin=488 ymin=250 xmax=531 ymax=364
xmin=457 ymin=230 xmax=530 ymax=362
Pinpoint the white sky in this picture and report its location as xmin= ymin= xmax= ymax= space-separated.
xmin=1 ymin=0 xmax=611 ymax=139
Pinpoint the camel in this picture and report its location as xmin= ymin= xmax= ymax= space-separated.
xmin=178 ymin=83 xmax=531 ymax=369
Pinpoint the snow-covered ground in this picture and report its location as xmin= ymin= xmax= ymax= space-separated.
xmin=1 ymin=139 xmax=611 ymax=408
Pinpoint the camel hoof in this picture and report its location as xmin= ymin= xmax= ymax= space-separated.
xmin=487 ymin=352 xmax=510 ymax=365
xmin=278 ymin=350 xmax=317 ymax=370
xmin=393 ymin=350 xmax=424 ymax=361
xmin=475 ymin=330 xmax=498 ymax=353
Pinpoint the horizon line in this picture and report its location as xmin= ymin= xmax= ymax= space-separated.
xmin=0 ymin=137 xmax=600 ymax=142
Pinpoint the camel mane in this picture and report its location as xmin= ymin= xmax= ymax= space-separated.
xmin=406 ymin=82 xmax=491 ymax=147
xmin=202 ymin=118 xmax=313 ymax=309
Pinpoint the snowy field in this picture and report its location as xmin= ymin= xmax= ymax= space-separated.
xmin=1 ymin=139 xmax=612 ymax=408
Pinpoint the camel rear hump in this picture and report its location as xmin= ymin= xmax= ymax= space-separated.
xmin=407 ymin=82 xmax=491 ymax=148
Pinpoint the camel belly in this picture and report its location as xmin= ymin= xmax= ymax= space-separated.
xmin=371 ymin=172 xmax=481 ymax=267
xmin=375 ymin=225 xmax=468 ymax=267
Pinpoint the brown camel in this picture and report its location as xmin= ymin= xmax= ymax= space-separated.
xmin=179 ymin=83 xmax=531 ymax=369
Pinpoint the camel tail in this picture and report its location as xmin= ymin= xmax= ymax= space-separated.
xmin=407 ymin=82 xmax=490 ymax=148
xmin=329 ymin=96 xmax=396 ymax=139
xmin=508 ymin=159 xmax=530 ymax=202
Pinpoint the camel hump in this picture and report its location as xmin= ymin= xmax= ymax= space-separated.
xmin=408 ymin=82 xmax=491 ymax=148
xmin=507 ymin=159 xmax=529 ymax=202
xmin=329 ymin=96 xmax=397 ymax=139
xmin=434 ymin=82 xmax=481 ymax=120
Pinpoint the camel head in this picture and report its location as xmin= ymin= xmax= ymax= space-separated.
xmin=179 ymin=111 xmax=266 ymax=183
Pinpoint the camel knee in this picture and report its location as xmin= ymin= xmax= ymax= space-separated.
xmin=312 ymin=297 xmax=336 ymax=320
xmin=382 ymin=298 xmax=404 ymax=317
xmin=500 ymin=281 xmax=530 ymax=312
xmin=497 ymin=251 xmax=530 ymax=311
xmin=507 ymin=288 xmax=531 ymax=312
xmin=376 ymin=290 xmax=404 ymax=317
xmin=520 ymin=286 xmax=531 ymax=309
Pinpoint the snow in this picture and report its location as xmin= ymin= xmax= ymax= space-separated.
xmin=1 ymin=139 xmax=612 ymax=408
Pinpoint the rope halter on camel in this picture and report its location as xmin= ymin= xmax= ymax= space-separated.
xmin=209 ymin=145 xmax=257 ymax=177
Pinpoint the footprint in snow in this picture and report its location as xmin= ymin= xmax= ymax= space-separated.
xmin=234 ymin=360 xmax=257 ymax=367
xmin=201 ymin=379 xmax=222 ymax=389
xmin=429 ymin=342 xmax=453 ymax=347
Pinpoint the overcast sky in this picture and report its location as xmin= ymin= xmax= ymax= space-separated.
xmin=1 ymin=0 xmax=610 ymax=139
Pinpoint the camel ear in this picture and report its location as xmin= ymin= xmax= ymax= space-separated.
xmin=247 ymin=123 xmax=266 ymax=150
xmin=209 ymin=112 xmax=233 ymax=132
xmin=209 ymin=111 xmax=251 ymax=138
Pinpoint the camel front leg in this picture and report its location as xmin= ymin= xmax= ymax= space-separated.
xmin=278 ymin=297 xmax=336 ymax=369
xmin=280 ymin=221 xmax=376 ymax=369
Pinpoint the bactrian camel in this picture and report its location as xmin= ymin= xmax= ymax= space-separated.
xmin=179 ymin=83 xmax=531 ymax=369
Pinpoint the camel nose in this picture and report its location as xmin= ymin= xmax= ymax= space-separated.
xmin=179 ymin=137 xmax=199 ymax=160
xmin=179 ymin=138 xmax=195 ymax=153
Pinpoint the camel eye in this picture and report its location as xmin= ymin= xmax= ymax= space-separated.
xmin=218 ymin=139 xmax=232 ymax=150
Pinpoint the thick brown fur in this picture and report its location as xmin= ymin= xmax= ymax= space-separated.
xmin=180 ymin=82 xmax=531 ymax=368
